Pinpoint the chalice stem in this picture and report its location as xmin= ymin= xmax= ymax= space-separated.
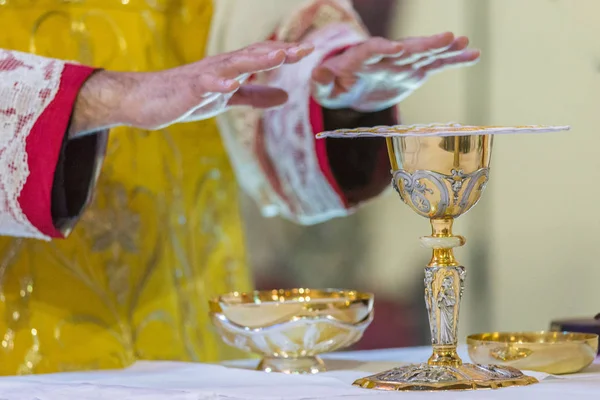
xmin=422 ymin=218 xmax=466 ymax=367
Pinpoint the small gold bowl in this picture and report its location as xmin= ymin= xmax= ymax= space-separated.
xmin=209 ymin=288 xmax=374 ymax=374
xmin=467 ymin=331 xmax=599 ymax=375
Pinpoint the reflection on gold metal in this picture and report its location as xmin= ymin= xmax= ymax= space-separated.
xmin=489 ymin=346 xmax=533 ymax=362
xmin=321 ymin=124 xmax=569 ymax=391
xmin=468 ymin=331 xmax=599 ymax=375
xmin=209 ymin=289 xmax=374 ymax=374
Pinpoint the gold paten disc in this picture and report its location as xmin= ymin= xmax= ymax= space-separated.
xmin=316 ymin=122 xmax=570 ymax=139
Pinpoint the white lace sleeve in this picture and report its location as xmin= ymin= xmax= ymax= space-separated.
xmin=215 ymin=0 xmax=369 ymax=225
xmin=0 ymin=49 xmax=103 ymax=240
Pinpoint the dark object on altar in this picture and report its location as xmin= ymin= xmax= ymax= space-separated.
xmin=551 ymin=314 xmax=600 ymax=355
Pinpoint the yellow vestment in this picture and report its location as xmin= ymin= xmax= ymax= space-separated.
xmin=0 ymin=0 xmax=251 ymax=374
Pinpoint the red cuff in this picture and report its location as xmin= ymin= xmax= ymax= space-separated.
xmin=19 ymin=63 xmax=97 ymax=238
xmin=310 ymin=45 xmax=355 ymax=209
xmin=310 ymin=98 xmax=348 ymax=208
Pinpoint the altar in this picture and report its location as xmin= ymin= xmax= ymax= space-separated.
xmin=0 ymin=346 xmax=598 ymax=399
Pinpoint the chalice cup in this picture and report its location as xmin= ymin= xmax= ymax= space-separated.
xmin=317 ymin=123 xmax=570 ymax=391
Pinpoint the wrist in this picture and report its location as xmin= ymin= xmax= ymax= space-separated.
xmin=68 ymin=70 xmax=132 ymax=139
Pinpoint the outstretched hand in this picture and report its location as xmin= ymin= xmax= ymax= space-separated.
xmin=311 ymin=32 xmax=480 ymax=112
xmin=127 ymin=41 xmax=315 ymax=129
xmin=70 ymin=41 xmax=314 ymax=137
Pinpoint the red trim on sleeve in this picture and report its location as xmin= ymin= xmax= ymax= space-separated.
xmin=310 ymin=97 xmax=348 ymax=208
xmin=309 ymin=45 xmax=355 ymax=209
xmin=19 ymin=63 xmax=97 ymax=238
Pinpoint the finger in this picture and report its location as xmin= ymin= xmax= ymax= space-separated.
xmin=311 ymin=65 xmax=336 ymax=85
xmin=196 ymin=73 xmax=242 ymax=93
xmin=400 ymin=36 xmax=475 ymax=70
xmin=205 ymin=41 xmax=313 ymax=69
xmin=434 ymin=36 xmax=471 ymax=60
xmin=241 ymin=40 xmax=298 ymax=53
xmin=401 ymin=32 xmax=455 ymax=55
xmin=313 ymin=38 xmax=404 ymax=81
xmin=444 ymin=36 xmax=469 ymax=53
xmin=217 ymin=50 xmax=288 ymax=78
xmin=239 ymin=41 xmax=314 ymax=63
xmin=421 ymin=49 xmax=481 ymax=75
xmin=370 ymin=36 xmax=471 ymax=71
xmin=343 ymin=37 xmax=404 ymax=69
xmin=377 ymin=48 xmax=480 ymax=79
xmin=393 ymin=32 xmax=455 ymax=65
xmin=363 ymin=61 xmax=413 ymax=76
xmin=228 ymin=84 xmax=289 ymax=108
xmin=283 ymin=44 xmax=315 ymax=63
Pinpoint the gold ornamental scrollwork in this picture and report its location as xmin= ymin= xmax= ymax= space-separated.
xmin=393 ymin=168 xmax=489 ymax=219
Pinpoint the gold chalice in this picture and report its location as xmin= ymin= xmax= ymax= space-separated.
xmin=210 ymin=288 xmax=373 ymax=374
xmin=317 ymin=123 xmax=570 ymax=391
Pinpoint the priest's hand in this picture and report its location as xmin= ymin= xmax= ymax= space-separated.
xmin=69 ymin=41 xmax=314 ymax=137
xmin=311 ymin=32 xmax=480 ymax=112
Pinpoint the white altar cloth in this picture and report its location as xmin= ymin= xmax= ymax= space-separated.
xmin=0 ymin=346 xmax=598 ymax=399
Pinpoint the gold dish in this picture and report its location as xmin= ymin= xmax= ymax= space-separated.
xmin=209 ymin=288 xmax=373 ymax=374
xmin=468 ymin=331 xmax=599 ymax=375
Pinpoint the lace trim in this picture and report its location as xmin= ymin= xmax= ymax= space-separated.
xmin=0 ymin=50 xmax=64 ymax=240
xmin=262 ymin=23 xmax=366 ymax=224
xmin=218 ymin=5 xmax=367 ymax=225
xmin=276 ymin=0 xmax=366 ymax=42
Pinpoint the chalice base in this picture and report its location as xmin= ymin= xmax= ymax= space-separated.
xmin=257 ymin=356 xmax=326 ymax=374
xmin=353 ymin=363 xmax=538 ymax=391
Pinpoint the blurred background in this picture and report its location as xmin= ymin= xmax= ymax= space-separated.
xmin=241 ymin=0 xmax=600 ymax=350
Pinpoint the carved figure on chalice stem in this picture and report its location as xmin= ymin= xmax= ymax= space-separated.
xmin=437 ymin=276 xmax=457 ymax=345
xmin=317 ymin=123 xmax=570 ymax=391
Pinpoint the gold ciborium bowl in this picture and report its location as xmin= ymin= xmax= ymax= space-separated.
xmin=209 ymin=288 xmax=373 ymax=374
xmin=468 ymin=331 xmax=599 ymax=375
xmin=318 ymin=123 xmax=570 ymax=391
